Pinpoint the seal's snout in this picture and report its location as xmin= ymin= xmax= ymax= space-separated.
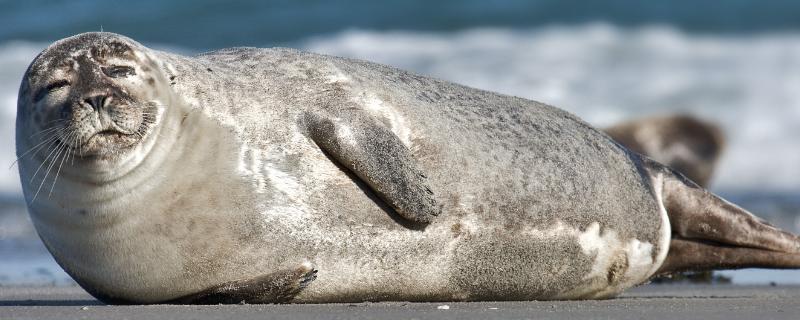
xmin=35 ymin=72 xmax=155 ymax=159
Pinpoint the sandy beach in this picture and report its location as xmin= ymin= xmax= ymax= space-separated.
xmin=1 ymin=284 xmax=798 ymax=319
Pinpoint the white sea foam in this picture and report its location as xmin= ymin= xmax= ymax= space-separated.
xmin=0 ymin=41 xmax=44 ymax=197
xmin=1 ymin=24 xmax=799 ymax=199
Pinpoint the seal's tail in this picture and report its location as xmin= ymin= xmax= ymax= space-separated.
xmin=649 ymin=162 xmax=800 ymax=275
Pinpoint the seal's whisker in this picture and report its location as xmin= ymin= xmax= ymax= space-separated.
xmin=25 ymin=122 xmax=68 ymax=146
xmin=73 ymin=130 xmax=80 ymax=160
xmin=36 ymin=117 xmax=67 ymax=126
xmin=24 ymin=121 xmax=65 ymax=140
xmin=132 ymin=127 xmax=145 ymax=140
xmin=25 ymin=130 xmax=65 ymax=182
xmin=29 ymin=124 xmax=66 ymax=138
xmin=140 ymin=115 xmax=157 ymax=123
xmin=23 ymin=124 xmax=64 ymax=147
xmin=72 ymin=132 xmax=84 ymax=164
xmin=38 ymin=118 xmax=67 ymax=125
xmin=31 ymin=118 xmax=68 ymax=130
xmin=133 ymin=120 xmax=149 ymax=139
xmin=10 ymin=129 xmax=62 ymax=169
xmin=72 ymin=134 xmax=81 ymax=165
xmin=48 ymin=131 xmax=76 ymax=199
xmin=31 ymin=135 xmax=70 ymax=203
xmin=30 ymin=142 xmax=63 ymax=202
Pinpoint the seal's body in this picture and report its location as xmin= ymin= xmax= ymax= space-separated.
xmin=604 ymin=115 xmax=725 ymax=187
xmin=16 ymin=33 xmax=800 ymax=304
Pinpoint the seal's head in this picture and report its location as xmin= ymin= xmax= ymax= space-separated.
xmin=17 ymin=32 xmax=171 ymax=175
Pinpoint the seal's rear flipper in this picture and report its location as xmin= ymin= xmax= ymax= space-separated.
xmin=650 ymin=162 xmax=800 ymax=275
xmin=660 ymin=239 xmax=800 ymax=273
xmin=302 ymin=110 xmax=440 ymax=224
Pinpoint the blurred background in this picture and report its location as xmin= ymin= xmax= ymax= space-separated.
xmin=1 ymin=0 xmax=799 ymax=285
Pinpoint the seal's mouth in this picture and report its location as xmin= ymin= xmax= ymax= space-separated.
xmin=55 ymin=127 xmax=143 ymax=159
xmin=84 ymin=129 xmax=140 ymax=154
xmin=92 ymin=129 xmax=129 ymax=139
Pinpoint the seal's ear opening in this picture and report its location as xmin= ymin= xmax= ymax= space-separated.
xmin=654 ymin=166 xmax=800 ymax=275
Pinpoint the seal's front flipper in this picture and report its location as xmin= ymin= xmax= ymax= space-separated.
xmin=167 ymin=263 xmax=318 ymax=304
xmin=649 ymin=162 xmax=800 ymax=275
xmin=303 ymin=110 xmax=440 ymax=224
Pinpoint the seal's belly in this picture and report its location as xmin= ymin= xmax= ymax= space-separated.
xmin=293 ymin=193 xmax=670 ymax=302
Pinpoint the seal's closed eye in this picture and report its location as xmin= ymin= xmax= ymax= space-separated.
xmin=102 ymin=66 xmax=135 ymax=78
xmin=33 ymin=80 xmax=70 ymax=102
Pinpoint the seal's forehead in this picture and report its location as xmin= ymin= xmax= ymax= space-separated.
xmin=28 ymin=32 xmax=144 ymax=75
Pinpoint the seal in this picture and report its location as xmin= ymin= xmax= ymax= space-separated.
xmin=604 ymin=115 xmax=725 ymax=187
xmin=16 ymin=32 xmax=800 ymax=304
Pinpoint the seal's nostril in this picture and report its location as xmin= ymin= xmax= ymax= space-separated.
xmin=83 ymin=95 xmax=107 ymax=110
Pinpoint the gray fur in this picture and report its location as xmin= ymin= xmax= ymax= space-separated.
xmin=17 ymin=33 xmax=668 ymax=303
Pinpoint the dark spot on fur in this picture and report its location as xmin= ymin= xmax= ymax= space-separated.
xmin=698 ymin=223 xmax=712 ymax=235
xmin=451 ymin=223 xmax=463 ymax=237
xmin=180 ymin=112 xmax=190 ymax=125
xmin=206 ymin=67 xmax=213 ymax=72
xmin=78 ymin=209 xmax=87 ymax=216
xmin=607 ymin=253 xmax=629 ymax=284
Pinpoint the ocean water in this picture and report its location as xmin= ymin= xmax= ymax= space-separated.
xmin=1 ymin=1 xmax=799 ymax=286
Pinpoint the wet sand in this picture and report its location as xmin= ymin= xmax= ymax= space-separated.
xmin=1 ymin=284 xmax=798 ymax=319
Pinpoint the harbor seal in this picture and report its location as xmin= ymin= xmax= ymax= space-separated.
xmin=16 ymin=32 xmax=800 ymax=304
xmin=604 ymin=115 xmax=725 ymax=187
